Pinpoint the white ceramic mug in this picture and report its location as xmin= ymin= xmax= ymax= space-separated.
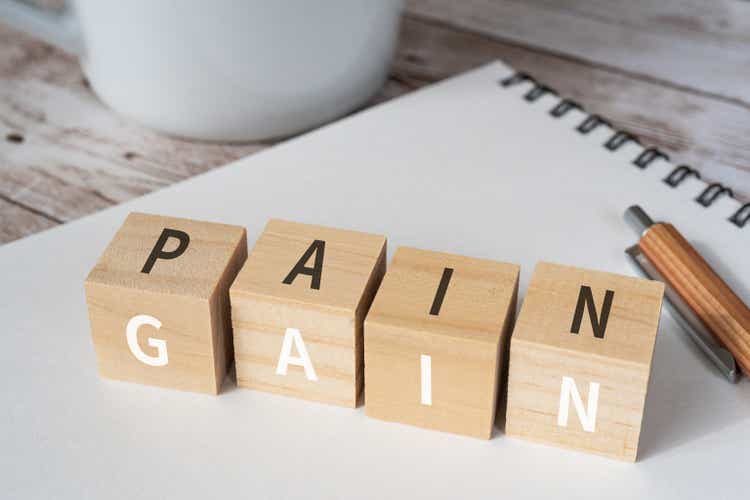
xmin=0 ymin=0 xmax=403 ymax=141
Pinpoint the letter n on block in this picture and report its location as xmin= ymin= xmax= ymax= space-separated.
xmin=229 ymin=219 xmax=386 ymax=407
xmin=365 ymin=247 xmax=519 ymax=439
xmin=84 ymin=212 xmax=248 ymax=393
xmin=505 ymin=262 xmax=664 ymax=461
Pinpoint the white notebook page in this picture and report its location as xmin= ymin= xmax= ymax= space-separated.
xmin=1 ymin=61 xmax=748 ymax=499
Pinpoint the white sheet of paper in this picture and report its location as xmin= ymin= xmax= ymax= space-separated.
xmin=2 ymin=62 xmax=748 ymax=499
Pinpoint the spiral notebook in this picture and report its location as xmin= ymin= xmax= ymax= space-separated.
xmin=2 ymin=61 xmax=749 ymax=499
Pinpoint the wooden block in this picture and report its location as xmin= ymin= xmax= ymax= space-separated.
xmin=229 ymin=219 xmax=386 ymax=407
xmin=84 ymin=212 xmax=247 ymax=394
xmin=505 ymin=262 xmax=664 ymax=461
xmin=364 ymin=246 xmax=519 ymax=439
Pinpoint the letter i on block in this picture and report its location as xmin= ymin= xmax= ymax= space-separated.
xmin=84 ymin=213 xmax=248 ymax=393
xmin=365 ymin=247 xmax=520 ymax=438
xmin=229 ymin=219 xmax=386 ymax=407
xmin=505 ymin=262 xmax=665 ymax=461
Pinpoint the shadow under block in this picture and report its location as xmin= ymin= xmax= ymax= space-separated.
xmin=229 ymin=219 xmax=387 ymax=408
xmin=364 ymin=247 xmax=520 ymax=439
xmin=84 ymin=212 xmax=248 ymax=394
xmin=505 ymin=262 xmax=665 ymax=461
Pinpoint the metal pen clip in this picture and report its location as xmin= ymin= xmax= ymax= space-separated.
xmin=624 ymin=206 xmax=739 ymax=383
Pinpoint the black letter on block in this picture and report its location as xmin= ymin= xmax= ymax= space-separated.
xmin=429 ymin=267 xmax=454 ymax=316
xmin=570 ymin=286 xmax=615 ymax=339
xmin=141 ymin=228 xmax=190 ymax=274
xmin=283 ymin=240 xmax=326 ymax=290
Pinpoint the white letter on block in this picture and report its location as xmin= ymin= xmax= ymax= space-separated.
xmin=557 ymin=376 xmax=600 ymax=432
xmin=420 ymin=354 xmax=432 ymax=406
xmin=126 ymin=314 xmax=168 ymax=367
xmin=276 ymin=328 xmax=318 ymax=381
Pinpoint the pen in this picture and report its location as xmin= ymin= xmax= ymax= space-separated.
xmin=624 ymin=205 xmax=750 ymax=383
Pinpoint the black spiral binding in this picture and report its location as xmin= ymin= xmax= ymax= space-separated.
xmin=577 ymin=115 xmax=611 ymax=134
xmin=498 ymin=71 xmax=747 ymax=228
xmin=696 ymin=183 xmax=733 ymax=207
xmin=664 ymin=165 xmax=700 ymax=187
xmin=730 ymin=203 xmax=750 ymax=228
xmin=550 ymin=99 xmax=582 ymax=118
xmin=605 ymin=131 xmax=640 ymax=151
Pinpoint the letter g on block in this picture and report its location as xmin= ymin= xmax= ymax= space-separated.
xmin=126 ymin=314 xmax=169 ymax=367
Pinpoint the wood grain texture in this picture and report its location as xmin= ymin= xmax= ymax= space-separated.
xmin=0 ymin=24 xmax=267 ymax=235
xmin=230 ymin=219 xmax=387 ymax=407
xmin=2 ymin=3 xmax=750 ymax=244
xmin=0 ymin=196 xmax=57 ymax=241
xmin=364 ymin=247 xmax=519 ymax=439
xmin=405 ymin=0 xmax=750 ymax=104
xmin=84 ymin=212 xmax=248 ymax=394
xmin=505 ymin=262 xmax=664 ymax=461
xmin=640 ymin=223 xmax=750 ymax=373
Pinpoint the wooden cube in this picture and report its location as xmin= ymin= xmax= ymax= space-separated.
xmin=84 ymin=212 xmax=247 ymax=394
xmin=364 ymin=247 xmax=519 ymax=439
xmin=229 ymin=219 xmax=386 ymax=407
xmin=505 ymin=262 xmax=664 ymax=461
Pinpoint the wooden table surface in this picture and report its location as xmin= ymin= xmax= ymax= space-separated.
xmin=2 ymin=0 xmax=749 ymax=244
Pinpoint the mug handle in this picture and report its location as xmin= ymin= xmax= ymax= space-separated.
xmin=0 ymin=0 xmax=82 ymax=55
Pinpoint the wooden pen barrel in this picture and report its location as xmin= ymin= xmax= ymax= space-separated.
xmin=639 ymin=222 xmax=750 ymax=374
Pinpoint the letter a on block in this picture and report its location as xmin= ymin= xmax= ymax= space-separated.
xmin=557 ymin=376 xmax=600 ymax=433
xmin=276 ymin=328 xmax=318 ymax=381
xmin=282 ymin=240 xmax=326 ymax=290
xmin=126 ymin=314 xmax=168 ymax=367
